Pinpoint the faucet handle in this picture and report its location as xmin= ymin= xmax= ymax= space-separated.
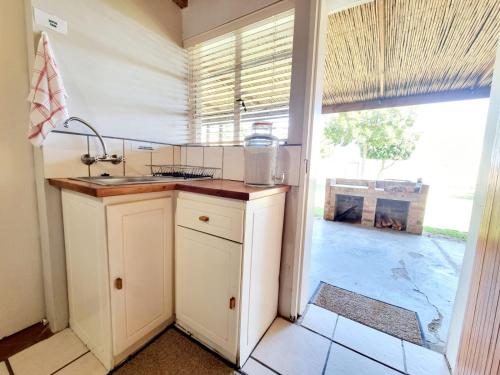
xmin=81 ymin=154 xmax=96 ymax=165
xmin=110 ymin=154 xmax=123 ymax=165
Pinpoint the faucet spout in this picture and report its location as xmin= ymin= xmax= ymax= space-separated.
xmin=63 ymin=116 xmax=109 ymax=156
xmin=62 ymin=117 xmax=123 ymax=165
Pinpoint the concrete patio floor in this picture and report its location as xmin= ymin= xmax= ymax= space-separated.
xmin=308 ymin=218 xmax=465 ymax=353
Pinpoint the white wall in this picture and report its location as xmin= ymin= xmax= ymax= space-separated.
xmin=182 ymin=0 xmax=282 ymax=41
xmin=25 ymin=0 xmax=187 ymax=332
xmin=30 ymin=0 xmax=188 ymax=144
xmin=0 ymin=0 xmax=45 ymax=338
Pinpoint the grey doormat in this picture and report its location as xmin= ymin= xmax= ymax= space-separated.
xmin=113 ymin=328 xmax=234 ymax=374
xmin=312 ymin=282 xmax=424 ymax=346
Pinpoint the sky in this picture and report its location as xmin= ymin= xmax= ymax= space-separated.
xmin=313 ymin=98 xmax=491 ymax=231
xmin=316 ymin=98 xmax=490 ymax=193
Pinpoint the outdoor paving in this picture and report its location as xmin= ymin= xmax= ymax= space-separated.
xmin=309 ymin=218 xmax=465 ymax=353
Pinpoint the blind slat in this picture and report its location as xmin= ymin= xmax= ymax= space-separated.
xmin=188 ymin=9 xmax=294 ymax=144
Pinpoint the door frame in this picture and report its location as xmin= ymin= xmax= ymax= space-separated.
xmin=289 ymin=0 xmax=375 ymax=319
xmin=292 ymin=1 xmax=500 ymax=372
xmin=446 ymin=43 xmax=500 ymax=369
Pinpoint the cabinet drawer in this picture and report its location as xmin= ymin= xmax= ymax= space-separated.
xmin=176 ymin=196 xmax=244 ymax=243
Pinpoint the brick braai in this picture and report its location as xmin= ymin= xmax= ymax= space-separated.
xmin=324 ymin=178 xmax=429 ymax=235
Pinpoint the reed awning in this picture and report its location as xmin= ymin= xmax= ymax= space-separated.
xmin=323 ymin=0 xmax=500 ymax=113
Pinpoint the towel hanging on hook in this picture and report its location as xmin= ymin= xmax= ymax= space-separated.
xmin=27 ymin=31 xmax=68 ymax=146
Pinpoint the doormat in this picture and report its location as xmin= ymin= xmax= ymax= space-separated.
xmin=114 ymin=328 xmax=233 ymax=374
xmin=312 ymin=282 xmax=425 ymax=346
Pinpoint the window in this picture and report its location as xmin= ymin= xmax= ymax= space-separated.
xmin=187 ymin=9 xmax=295 ymax=144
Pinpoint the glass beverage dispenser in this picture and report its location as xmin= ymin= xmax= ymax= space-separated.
xmin=243 ymin=122 xmax=281 ymax=186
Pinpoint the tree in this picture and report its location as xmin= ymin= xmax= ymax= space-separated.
xmin=323 ymin=107 xmax=419 ymax=178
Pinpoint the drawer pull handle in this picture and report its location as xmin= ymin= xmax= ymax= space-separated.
xmin=115 ymin=278 xmax=123 ymax=290
xmin=199 ymin=215 xmax=209 ymax=222
xmin=229 ymin=297 xmax=236 ymax=310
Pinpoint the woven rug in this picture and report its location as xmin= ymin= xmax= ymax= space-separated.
xmin=114 ymin=328 xmax=233 ymax=374
xmin=312 ymin=282 xmax=424 ymax=346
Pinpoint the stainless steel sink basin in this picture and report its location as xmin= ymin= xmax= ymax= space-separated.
xmin=71 ymin=176 xmax=182 ymax=186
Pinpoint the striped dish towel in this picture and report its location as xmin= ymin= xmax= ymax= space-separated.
xmin=27 ymin=31 xmax=68 ymax=146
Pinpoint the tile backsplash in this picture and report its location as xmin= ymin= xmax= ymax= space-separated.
xmin=43 ymin=132 xmax=89 ymax=178
xmin=222 ymin=146 xmax=245 ymax=181
xmin=89 ymin=137 xmax=124 ymax=177
xmin=124 ymin=141 xmax=153 ymax=177
xmin=42 ymin=132 xmax=302 ymax=186
xmin=186 ymin=146 xmax=204 ymax=167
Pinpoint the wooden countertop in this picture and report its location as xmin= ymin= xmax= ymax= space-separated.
xmin=48 ymin=178 xmax=290 ymax=201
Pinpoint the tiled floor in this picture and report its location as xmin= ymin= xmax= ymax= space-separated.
xmin=243 ymin=304 xmax=451 ymax=375
xmin=0 ymin=323 xmax=53 ymax=362
xmin=0 ymin=329 xmax=106 ymax=375
xmin=1 ymin=305 xmax=450 ymax=375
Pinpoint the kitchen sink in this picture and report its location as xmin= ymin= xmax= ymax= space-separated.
xmin=72 ymin=176 xmax=188 ymax=186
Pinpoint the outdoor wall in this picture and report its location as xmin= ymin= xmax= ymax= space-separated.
xmin=0 ymin=0 xmax=45 ymax=338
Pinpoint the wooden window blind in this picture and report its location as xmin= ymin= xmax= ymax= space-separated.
xmin=187 ymin=9 xmax=295 ymax=144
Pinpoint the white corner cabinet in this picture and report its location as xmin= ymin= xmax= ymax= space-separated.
xmin=61 ymin=190 xmax=174 ymax=370
xmin=175 ymin=191 xmax=286 ymax=365
xmin=60 ymin=188 xmax=286 ymax=370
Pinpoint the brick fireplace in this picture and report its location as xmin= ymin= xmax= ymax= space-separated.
xmin=324 ymin=178 xmax=429 ymax=235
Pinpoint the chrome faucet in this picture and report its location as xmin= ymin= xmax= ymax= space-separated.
xmin=62 ymin=117 xmax=123 ymax=165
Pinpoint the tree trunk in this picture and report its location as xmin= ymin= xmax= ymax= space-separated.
xmin=376 ymin=159 xmax=396 ymax=179
xmin=359 ymin=145 xmax=367 ymax=178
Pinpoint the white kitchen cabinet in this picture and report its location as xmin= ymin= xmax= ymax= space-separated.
xmin=175 ymin=191 xmax=286 ymax=366
xmin=60 ymin=185 xmax=286 ymax=370
xmin=176 ymin=227 xmax=242 ymax=359
xmin=61 ymin=190 xmax=174 ymax=370
xmin=107 ymin=198 xmax=173 ymax=356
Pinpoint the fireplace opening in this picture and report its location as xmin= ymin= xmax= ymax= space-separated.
xmin=334 ymin=194 xmax=364 ymax=223
xmin=375 ymin=199 xmax=410 ymax=231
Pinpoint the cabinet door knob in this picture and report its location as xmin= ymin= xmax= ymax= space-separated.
xmin=198 ymin=215 xmax=209 ymax=222
xmin=115 ymin=277 xmax=123 ymax=290
xmin=229 ymin=297 xmax=236 ymax=309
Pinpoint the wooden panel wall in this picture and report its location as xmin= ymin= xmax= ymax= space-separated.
xmin=455 ymin=117 xmax=500 ymax=374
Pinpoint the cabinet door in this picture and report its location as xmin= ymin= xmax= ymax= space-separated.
xmin=107 ymin=197 xmax=173 ymax=355
xmin=175 ymin=226 xmax=242 ymax=361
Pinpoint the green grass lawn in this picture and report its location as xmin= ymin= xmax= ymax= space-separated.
xmin=314 ymin=207 xmax=324 ymax=217
xmin=423 ymin=226 xmax=468 ymax=241
xmin=313 ymin=205 xmax=467 ymax=241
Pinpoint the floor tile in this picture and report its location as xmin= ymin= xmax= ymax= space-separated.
xmin=9 ymin=329 xmax=88 ymax=375
xmin=301 ymin=304 xmax=338 ymax=338
xmin=252 ymin=318 xmax=330 ymax=375
xmin=325 ymin=344 xmax=402 ymax=375
xmin=403 ymin=341 xmax=450 ymax=375
xmin=0 ymin=362 xmax=8 ymax=375
xmin=241 ymin=358 xmax=276 ymax=375
xmin=333 ymin=317 xmax=405 ymax=372
xmin=54 ymin=352 xmax=107 ymax=375
xmin=0 ymin=322 xmax=52 ymax=362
